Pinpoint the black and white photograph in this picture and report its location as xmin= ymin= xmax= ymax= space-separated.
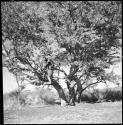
xmin=2 ymin=1 xmax=122 ymax=124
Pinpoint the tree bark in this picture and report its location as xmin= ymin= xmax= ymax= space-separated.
xmin=72 ymin=76 xmax=82 ymax=103
xmin=66 ymin=75 xmax=82 ymax=103
xmin=51 ymin=79 xmax=69 ymax=106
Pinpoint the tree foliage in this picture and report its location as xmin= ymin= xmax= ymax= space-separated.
xmin=45 ymin=1 xmax=122 ymax=87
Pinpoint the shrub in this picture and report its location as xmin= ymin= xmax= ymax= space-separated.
xmin=81 ymin=90 xmax=98 ymax=103
xmin=3 ymin=87 xmax=58 ymax=110
xmin=81 ymin=87 xmax=122 ymax=103
xmin=39 ymin=88 xmax=56 ymax=105
xmin=3 ymin=90 xmax=23 ymax=110
xmin=104 ymin=87 xmax=122 ymax=101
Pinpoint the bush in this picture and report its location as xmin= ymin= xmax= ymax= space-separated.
xmin=81 ymin=90 xmax=98 ymax=103
xmin=3 ymin=87 xmax=58 ymax=110
xmin=39 ymin=88 xmax=57 ymax=105
xmin=81 ymin=87 xmax=122 ymax=103
xmin=3 ymin=90 xmax=23 ymax=110
xmin=104 ymin=87 xmax=122 ymax=101
xmin=19 ymin=88 xmax=57 ymax=105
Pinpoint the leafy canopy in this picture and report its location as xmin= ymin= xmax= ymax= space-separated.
xmin=2 ymin=1 xmax=122 ymax=85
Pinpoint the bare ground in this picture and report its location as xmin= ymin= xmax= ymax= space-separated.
xmin=4 ymin=101 xmax=122 ymax=124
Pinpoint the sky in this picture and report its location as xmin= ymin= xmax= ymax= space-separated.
xmin=3 ymin=67 xmax=18 ymax=94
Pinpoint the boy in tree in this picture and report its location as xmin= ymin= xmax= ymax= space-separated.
xmin=44 ymin=58 xmax=54 ymax=85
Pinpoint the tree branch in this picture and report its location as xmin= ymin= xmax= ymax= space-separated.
xmin=53 ymin=67 xmax=67 ymax=76
xmin=43 ymin=83 xmax=52 ymax=86
xmin=108 ymin=56 xmax=120 ymax=58
xmin=78 ymin=72 xmax=86 ymax=79
xmin=14 ymin=51 xmax=47 ymax=82
xmin=82 ymin=81 xmax=99 ymax=92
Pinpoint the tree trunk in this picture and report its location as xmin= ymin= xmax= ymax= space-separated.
xmin=51 ymin=79 xmax=68 ymax=106
xmin=65 ymin=79 xmax=76 ymax=105
xmin=35 ymin=67 xmax=68 ymax=106
xmin=75 ymin=77 xmax=82 ymax=103
xmin=69 ymin=76 xmax=83 ymax=103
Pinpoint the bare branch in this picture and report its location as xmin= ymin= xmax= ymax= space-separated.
xmin=14 ymin=51 xmax=47 ymax=82
xmin=82 ymin=81 xmax=99 ymax=92
xmin=43 ymin=83 xmax=52 ymax=86
xmin=108 ymin=56 xmax=121 ymax=58
xmin=78 ymin=73 xmax=86 ymax=79
xmin=53 ymin=67 xmax=67 ymax=76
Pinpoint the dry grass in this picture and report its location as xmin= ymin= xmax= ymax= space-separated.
xmin=4 ymin=101 xmax=122 ymax=124
xmin=3 ymin=90 xmax=22 ymax=110
xmin=3 ymin=88 xmax=58 ymax=110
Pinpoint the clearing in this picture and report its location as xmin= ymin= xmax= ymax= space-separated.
xmin=4 ymin=101 xmax=122 ymax=124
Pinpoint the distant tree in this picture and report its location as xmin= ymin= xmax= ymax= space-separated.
xmin=2 ymin=1 xmax=122 ymax=105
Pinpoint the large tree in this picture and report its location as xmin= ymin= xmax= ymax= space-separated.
xmin=45 ymin=1 xmax=122 ymax=102
xmin=2 ymin=1 xmax=122 ymax=105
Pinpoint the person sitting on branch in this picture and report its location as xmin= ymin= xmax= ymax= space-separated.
xmin=44 ymin=58 xmax=54 ymax=85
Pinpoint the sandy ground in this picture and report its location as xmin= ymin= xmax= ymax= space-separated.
xmin=4 ymin=101 xmax=122 ymax=124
